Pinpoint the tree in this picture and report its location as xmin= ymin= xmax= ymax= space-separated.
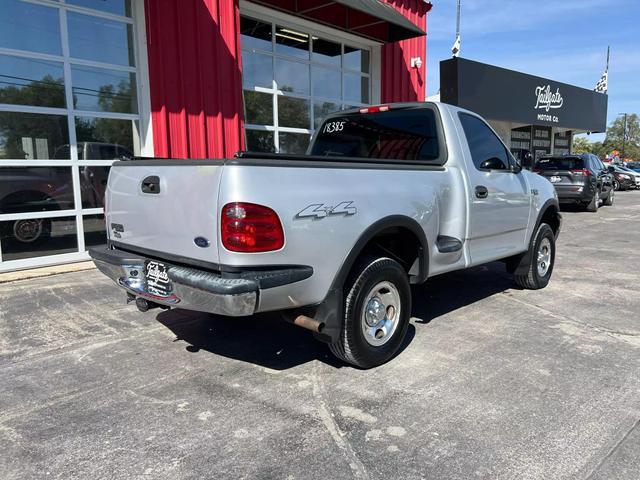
xmin=572 ymin=137 xmax=591 ymax=154
xmin=605 ymin=113 xmax=640 ymax=160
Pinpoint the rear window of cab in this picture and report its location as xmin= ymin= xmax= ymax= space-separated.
xmin=309 ymin=108 xmax=441 ymax=163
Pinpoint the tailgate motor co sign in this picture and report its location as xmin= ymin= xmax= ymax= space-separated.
xmin=534 ymin=85 xmax=563 ymax=123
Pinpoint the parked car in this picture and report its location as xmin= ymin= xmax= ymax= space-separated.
xmin=609 ymin=165 xmax=640 ymax=189
xmin=0 ymin=143 xmax=131 ymax=245
xmin=626 ymin=161 xmax=640 ymax=173
xmin=533 ymin=153 xmax=614 ymax=211
xmin=90 ymin=102 xmax=562 ymax=368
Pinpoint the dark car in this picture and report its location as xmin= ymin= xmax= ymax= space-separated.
xmin=533 ymin=153 xmax=614 ymax=211
xmin=608 ymin=165 xmax=639 ymax=190
xmin=626 ymin=161 xmax=640 ymax=173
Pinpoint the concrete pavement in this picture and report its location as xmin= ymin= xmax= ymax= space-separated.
xmin=1 ymin=191 xmax=639 ymax=479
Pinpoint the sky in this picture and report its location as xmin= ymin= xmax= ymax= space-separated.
xmin=425 ymin=0 xmax=640 ymax=142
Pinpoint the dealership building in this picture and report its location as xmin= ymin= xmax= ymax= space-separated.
xmin=0 ymin=0 xmax=430 ymax=271
xmin=439 ymin=57 xmax=608 ymax=166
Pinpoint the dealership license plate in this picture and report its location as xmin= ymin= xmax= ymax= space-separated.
xmin=550 ymin=176 xmax=562 ymax=183
xmin=146 ymin=261 xmax=172 ymax=297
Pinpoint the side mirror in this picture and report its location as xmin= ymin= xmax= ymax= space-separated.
xmin=607 ymin=166 xmax=615 ymax=173
xmin=480 ymin=157 xmax=508 ymax=171
xmin=511 ymin=158 xmax=523 ymax=174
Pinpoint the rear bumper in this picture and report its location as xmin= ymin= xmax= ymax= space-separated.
xmin=553 ymin=184 xmax=592 ymax=202
xmin=90 ymin=246 xmax=310 ymax=317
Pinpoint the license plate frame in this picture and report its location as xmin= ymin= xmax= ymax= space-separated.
xmin=145 ymin=260 xmax=172 ymax=297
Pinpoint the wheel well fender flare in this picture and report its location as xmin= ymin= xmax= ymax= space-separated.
xmin=329 ymin=214 xmax=430 ymax=292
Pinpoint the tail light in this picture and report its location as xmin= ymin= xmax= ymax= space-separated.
xmin=221 ymin=202 xmax=284 ymax=253
xmin=359 ymin=105 xmax=390 ymax=114
xmin=571 ymin=169 xmax=591 ymax=176
xmin=532 ymin=168 xmax=541 ymax=173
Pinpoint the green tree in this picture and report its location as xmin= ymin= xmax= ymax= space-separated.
xmin=605 ymin=113 xmax=640 ymax=160
xmin=572 ymin=137 xmax=591 ymax=153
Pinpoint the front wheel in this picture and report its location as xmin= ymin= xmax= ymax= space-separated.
xmin=613 ymin=179 xmax=620 ymax=191
xmin=329 ymin=256 xmax=411 ymax=369
xmin=513 ymin=223 xmax=556 ymax=290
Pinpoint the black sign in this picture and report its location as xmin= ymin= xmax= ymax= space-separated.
xmin=440 ymin=58 xmax=608 ymax=132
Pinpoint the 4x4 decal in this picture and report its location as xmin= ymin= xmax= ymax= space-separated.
xmin=296 ymin=201 xmax=357 ymax=219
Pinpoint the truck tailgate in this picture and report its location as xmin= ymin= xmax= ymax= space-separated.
xmin=106 ymin=163 xmax=223 ymax=265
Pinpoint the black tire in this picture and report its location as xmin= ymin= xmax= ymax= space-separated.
xmin=585 ymin=190 xmax=599 ymax=212
xmin=613 ymin=179 xmax=620 ymax=191
xmin=8 ymin=218 xmax=51 ymax=245
xmin=604 ymin=188 xmax=615 ymax=206
xmin=513 ymin=223 xmax=555 ymax=290
xmin=329 ymin=256 xmax=411 ymax=369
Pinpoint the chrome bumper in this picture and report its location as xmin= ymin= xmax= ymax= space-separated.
xmin=89 ymin=247 xmax=257 ymax=316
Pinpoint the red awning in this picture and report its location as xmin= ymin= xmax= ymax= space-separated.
xmin=247 ymin=0 xmax=427 ymax=42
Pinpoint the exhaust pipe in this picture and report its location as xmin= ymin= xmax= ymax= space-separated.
xmin=290 ymin=314 xmax=324 ymax=333
xmin=135 ymin=297 xmax=162 ymax=312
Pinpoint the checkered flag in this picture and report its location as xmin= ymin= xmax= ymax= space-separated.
xmin=451 ymin=35 xmax=461 ymax=58
xmin=594 ymin=70 xmax=608 ymax=93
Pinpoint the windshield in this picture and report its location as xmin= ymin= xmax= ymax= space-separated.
xmin=535 ymin=157 xmax=584 ymax=170
xmin=309 ymin=108 xmax=440 ymax=162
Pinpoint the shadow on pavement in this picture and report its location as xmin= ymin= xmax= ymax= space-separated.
xmin=411 ymin=261 xmax=514 ymax=324
xmin=154 ymin=262 xmax=512 ymax=369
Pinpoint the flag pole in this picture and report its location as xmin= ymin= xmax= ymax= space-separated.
xmin=456 ymin=0 xmax=461 ymax=39
xmin=606 ymin=45 xmax=610 ymax=72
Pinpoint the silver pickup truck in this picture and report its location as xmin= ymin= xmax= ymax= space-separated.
xmin=90 ymin=102 xmax=561 ymax=368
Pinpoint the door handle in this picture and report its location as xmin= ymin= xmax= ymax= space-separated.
xmin=141 ymin=175 xmax=160 ymax=194
xmin=475 ymin=185 xmax=489 ymax=199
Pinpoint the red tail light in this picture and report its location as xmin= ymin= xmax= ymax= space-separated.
xmin=571 ymin=169 xmax=591 ymax=176
xmin=359 ymin=105 xmax=390 ymax=114
xmin=532 ymin=168 xmax=541 ymax=173
xmin=221 ymin=202 xmax=284 ymax=253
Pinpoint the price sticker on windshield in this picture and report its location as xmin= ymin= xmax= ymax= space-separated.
xmin=322 ymin=121 xmax=346 ymax=134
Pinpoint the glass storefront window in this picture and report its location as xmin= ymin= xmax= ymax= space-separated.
xmin=242 ymin=52 xmax=273 ymax=89
xmin=71 ymin=65 xmax=137 ymax=113
xmin=83 ymin=214 xmax=107 ymax=248
xmin=240 ymin=15 xmax=371 ymax=155
xmin=344 ymin=73 xmax=369 ymax=103
xmin=0 ymin=55 xmax=65 ymax=108
xmin=67 ymin=12 xmax=135 ymax=66
xmin=245 ymin=130 xmax=275 ymax=153
xmin=244 ymin=91 xmax=273 ymax=126
xmin=0 ymin=215 xmax=78 ymax=261
xmin=312 ymin=38 xmax=341 ymax=66
xmin=79 ymin=166 xmax=110 ymax=208
xmin=344 ymin=46 xmax=370 ymax=73
xmin=275 ymin=59 xmax=309 ymax=95
xmin=75 ymin=117 xmax=137 ymax=159
xmin=312 ymin=66 xmax=341 ymax=99
xmin=0 ymin=0 xmax=62 ymax=55
xmin=278 ymin=96 xmax=310 ymax=129
xmin=275 ymin=26 xmax=309 ymax=59
xmin=0 ymin=167 xmax=74 ymax=214
xmin=0 ymin=112 xmax=70 ymax=160
xmin=67 ymin=0 xmax=132 ymax=17
xmin=241 ymin=17 xmax=272 ymax=52
xmin=0 ymin=2 xmax=142 ymax=269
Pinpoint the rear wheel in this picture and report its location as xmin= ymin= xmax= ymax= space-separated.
xmin=604 ymin=188 xmax=615 ymax=206
xmin=329 ymin=256 xmax=411 ymax=369
xmin=613 ymin=179 xmax=620 ymax=191
xmin=585 ymin=190 xmax=599 ymax=212
xmin=2 ymin=218 xmax=52 ymax=245
xmin=513 ymin=223 xmax=556 ymax=290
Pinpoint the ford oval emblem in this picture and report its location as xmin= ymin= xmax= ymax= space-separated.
xmin=194 ymin=236 xmax=210 ymax=248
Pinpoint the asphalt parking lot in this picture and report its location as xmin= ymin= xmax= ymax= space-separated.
xmin=1 ymin=191 xmax=639 ymax=480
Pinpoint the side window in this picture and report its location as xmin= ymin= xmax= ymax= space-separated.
xmin=458 ymin=113 xmax=509 ymax=171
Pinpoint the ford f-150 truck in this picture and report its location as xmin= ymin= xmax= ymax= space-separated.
xmin=90 ymin=102 xmax=561 ymax=368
